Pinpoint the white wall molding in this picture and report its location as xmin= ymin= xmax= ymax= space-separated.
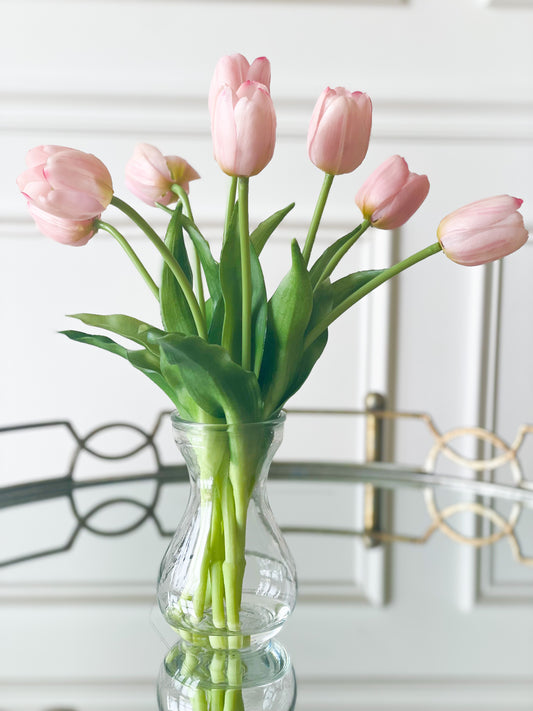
xmin=0 ymin=218 xmax=361 ymax=242
xmin=3 ymin=93 xmax=533 ymax=141
xmin=481 ymin=0 xmax=533 ymax=7
xmin=471 ymin=241 xmax=533 ymax=606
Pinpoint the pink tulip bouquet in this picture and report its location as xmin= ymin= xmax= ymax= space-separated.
xmin=17 ymin=53 xmax=529 ymax=643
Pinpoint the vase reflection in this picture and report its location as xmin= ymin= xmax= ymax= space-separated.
xmin=157 ymin=637 xmax=296 ymax=711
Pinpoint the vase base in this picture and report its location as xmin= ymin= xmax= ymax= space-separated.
xmin=162 ymin=637 xmax=292 ymax=688
xmin=158 ymin=638 xmax=296 ymax=711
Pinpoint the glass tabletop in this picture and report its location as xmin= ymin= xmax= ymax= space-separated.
xmin=1 ymin=405 xmax=532 ymax=710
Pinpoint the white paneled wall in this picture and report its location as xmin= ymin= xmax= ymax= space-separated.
xmin=1 ymin=1 xmax=532 ymax=709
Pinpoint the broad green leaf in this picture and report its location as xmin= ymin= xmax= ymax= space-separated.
xmin=68 ymin=313 xmax=165 ymax=355
xmin=309 ymin=229 xmax=364 ymax=289
xmin=220 ymin=205 xmax=242 ymax=363
xmin=276 ymin=278 xmax=333 ymax=406
xmin=250 ymin=243 xmax=268 ymax=378
xmin=180 ymin=214 xmax=221 ymax=304
xmin=250 ymin=202 xmax=295 ymax=256
xmin=219 ymin=204 xmax=268 ymax=376
xmin=207 ymin=298 xmax=225 ymax=346
xmin=160 ymin=206 xmax=196 ymax=334
xmin=280 ymin=330 xmax=328 ymax=408
xmin=278 ymin=270 xmax=386 ymax=405
xmin=61 ymin=330 xmax=181 ymax=409
xmin=155 ymin=333 xmax=263 ymax=423
xmin=259 ymin=240 xmax=313 ymax=416
xmin=306 ymin=278 xmax=334 ymax=333
xmin=325 ymin=269 xmax=385 ymax=310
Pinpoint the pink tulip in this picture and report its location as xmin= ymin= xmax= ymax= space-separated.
xmin=28 ymin=202 xmax=97 ymax=246
xmin=355 ymin=155 xmax=430 ymax=229
xmin=208 ymin=53 xmax=271 ymax=117
xmin=437 ymin=195 xmax=528 ymax=266
xmin=211 ymin=80 xmax=276 ymax=177
xmin=17 ymin=145 xmax=113 ymax=220
xmin=125 ymin=143 xmax=200 ymax=206
xmin=307 ymin=87 xmax=372 ymax=175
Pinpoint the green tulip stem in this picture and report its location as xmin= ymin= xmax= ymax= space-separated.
xmin=110 ymin=195 xmax=207 ymax=340
xmin=224 ymin=176 xmax=238 ymax=244
xmin=221 ymin=476 xmax=244 ymax=632
xmin=171 ymin=184 xmax=206 ymax=321
xmin=317 ymin=219 xmax=371 ymax=286
xmin=238 ymin=177 xmax=252 ymax=372
xmin=304 ymin=241 xmax=444 ymax=349
xmin=95 ymin=220 xmax=160 ymax=300
xmin=302 ymin=172 xmax=335 ymax=266
xmin=155 ymin=202 xmax=174 ymax=215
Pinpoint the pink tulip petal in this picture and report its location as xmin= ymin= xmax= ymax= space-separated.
xmin=208 ymin=54 xmax=250 ymax=115
xmin=17 ymin=165 xmax=47 ymax=195
xmin=372 ymin=173 xmax=430 ymax=229
xmin=132 ymin=143 xmax=172 ymax=180
xmin=25 ymin=145 xmax=76 ymax=168
xmin=308 ymin=96 xmax=350 ymax=174
xmin=307 ymin=88 xmax=336 ymax=157
xmin=42 ymin=189 xmax=105 ymax=220
xmin=212 ymin=86 xmax=239 ymax=175
xmin=29 ymin=202 xmax=97 ymax=246
xmin=438 ymin=195 xmax=523 ymax=234
xmin=438 ymin=198 xmax=528 ymax=266
xmin=166 ymin=155 xmax=201 ymax=188
xmin=248 ymin=57 xmax=271 ymax=91
xmin=45 ymin=151 xmax=113 ymax=208
xmin=308 ymin=88 xmax=372 ymax=175
xmin=355 ymin=155 xmax=409 ymax=217
xmin=124 ymin=143 xmax=200 ymax=205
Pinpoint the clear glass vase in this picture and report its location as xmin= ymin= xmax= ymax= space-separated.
xmin=157 ymin=413 xmax=297 ymax=647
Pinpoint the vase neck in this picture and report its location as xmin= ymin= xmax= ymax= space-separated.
xmin=171 ymin=415 xmax=285 ymax=487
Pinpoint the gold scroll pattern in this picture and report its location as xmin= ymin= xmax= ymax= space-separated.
xmin=369 ymin=409 xmax=533 ymax=566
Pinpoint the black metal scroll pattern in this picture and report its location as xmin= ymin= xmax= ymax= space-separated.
xmin=0 ymin=413 xmax=189 ymax=568
xmin=2 ymin=409 xmax=533 ymax=569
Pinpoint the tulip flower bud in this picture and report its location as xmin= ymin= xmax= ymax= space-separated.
xmin=437 ymin=195 xmax=528 ymax=266
xmin=17 ymin=145 xmax=113 ymax=220
xmin=307 ymin=87 xmax=372 ymax=175
xmin=208 ymin=53 xmax=271 ymax=117
xmin=211 ymin=80 xmax=276 ymax=178
xmin=355 ymin=155 xmax=430 ymax=229
xmin=28 ymin=202 xmax=98 ymax=246
xmin=125 ymin=143 xmax=200 ymax=206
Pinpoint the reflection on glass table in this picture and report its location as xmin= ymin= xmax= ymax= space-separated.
xmin=157 ymin=638 xmax=296 ymax=711
xmin=1 ymin=396 xmax=533 ymax=710
xmin=1 ymin=395 xmax=532 ymax=569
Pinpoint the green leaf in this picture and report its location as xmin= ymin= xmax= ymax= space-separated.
xmin=250 ymin=243 xmax=268 ymax=378
xmin=306 ymin=278 xmax=334 ymax=333
xmin=160 ymin=206 xmax=197 ymax=334
xmin=219 ymin=205 xmax=242 ymax=363
xmin=281 ymin=330 xmax=328 ymax=407
xmin=219 ymin=204 xmax=268 ymax=375
xmin=309 ymin=229 xmax=364 ymax=289
xmin=155 ymin=333 xmax=263 ymax=423
xmin=325 ymin=269 xmax=385 ymax=310
xmin=180 ymin=214 xmax=221 ymax=304
xmin=207 ymin=298 xmax=225 ymax=346
xmin=68 ymin=313 xmax=166 ymax=355
xmin=250 ymin=203 xmax=295 ymax=256
xmin=61 ymin=330 xmax=181 ymax=409
xmin=259 ymin=240 xmax=313 ymax=416
xmin=275 ymin=277 xmax=333 ymax=406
